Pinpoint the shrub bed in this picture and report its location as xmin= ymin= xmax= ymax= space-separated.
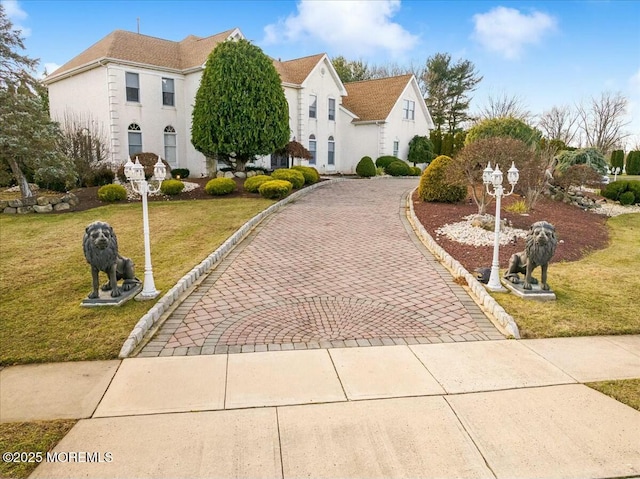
xmin=376 ymin=155 xmax=400 ymax=170
xmin=160 ymin=179 xmax=185 ymax=196
xmin=244 ymin=175 xmax=273 ymax=193
xmin=271 ymin=169 xmax=305 ymax=189
xmin=259 ymin=180 xmax=292 ymax=199
xmin=602 ymin=180 xmax=640 ymax=204
xmin=205 ymin=177 xmax=237 ymax=196
xmin=97 ymin=184 xmax=127 ymax=202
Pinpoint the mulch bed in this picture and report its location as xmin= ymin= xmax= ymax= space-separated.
xmin=411 ymin=191 xmax=610 ymax=274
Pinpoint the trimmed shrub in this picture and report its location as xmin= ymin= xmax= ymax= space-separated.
xmin=171 ymin=168 xmax=190 ymax=179
xmin=627 ymin=181 xmax=640 ymax=203
xmin=292 ymin=165 xmax=320 ymax=184
xmin=409 ymin=166 xmax=422 ymax=176
xmin=160 ymin=179 xmax=185 ymax=196
xmin=601 ymin=181 xmax=628 ymax=201
xmin=375 ymin=155 xmax=399 ymax=170
xmin=356 ymin=156 xmax=376 ymax=178
xmin=610 ymin=150 xmax=624 ymax=171
xmin=244 ymin=174 xmax=272 ymax=193
xmin=465 ymin=117 xmax=542 ymax=147
xmin=271 ymin=168 xmax=305 ymax=189
xmin=386 ymin=160 xmax=411 ymax=176
xmin=418 ymin=155 xmax=467 ymax=203
xmin=205 ymin=177 xmax=236 ymax=196
xmin=97 ymin=184 xmax=127 ymax=202
xmin=626 ymin=151 xmax=640 ymax=175
xmin=258 ymin=179 xmax=292 ymax=199
xmin=619 ymin=191 xmax=635 ymax=205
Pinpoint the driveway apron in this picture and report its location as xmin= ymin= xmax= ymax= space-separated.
xmin=140 ymin=179 xmax=503 ymax=357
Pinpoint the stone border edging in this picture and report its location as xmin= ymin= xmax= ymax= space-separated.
xmin=406 ymin=188 xmax=520 ymax=339
xmin=118 ymin=177 xmax=348 ymax=358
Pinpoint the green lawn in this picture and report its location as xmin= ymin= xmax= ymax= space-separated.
xmin=587 ymin=379 xmax=640 ymax=411
xmin=494 ymin=213 xmax=640 ymax=338
xmin=0 ymin=198 xmax=273 ymax=365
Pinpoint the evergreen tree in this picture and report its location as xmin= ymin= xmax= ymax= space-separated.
xmin=465 ymin=117 xmax=542 ymax=147
xmin=191 ymin=39 xmax=289 ymax=172
xmin=407 ymin=135 xmax=434 ymax=165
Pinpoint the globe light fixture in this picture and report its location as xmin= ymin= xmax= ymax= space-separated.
xmin=123 ymin=156 xmax=167 ymax=300
xmin=483 ymin=161 xmax=519 ymax=291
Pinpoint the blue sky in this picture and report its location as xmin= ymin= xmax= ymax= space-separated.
xmin=4 ymin=0 xmax=640 ymax=148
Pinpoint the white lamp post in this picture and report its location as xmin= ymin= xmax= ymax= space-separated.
xmin=483 ymin=161 xmax=519 ymax=291
xmin=612 ymin=166 xmax=621 ymax=182
xmin=123 ymin=156 xmax=166 ymax=300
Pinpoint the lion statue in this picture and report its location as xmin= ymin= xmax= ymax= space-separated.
xmin=504 ymin=221 xmax=558 ymax=291
xmin=83 ymin=221 xmax=140 ymax=299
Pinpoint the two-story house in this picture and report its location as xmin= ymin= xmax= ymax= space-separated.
xmin=43 ymin=28 xmax=433 ymax=176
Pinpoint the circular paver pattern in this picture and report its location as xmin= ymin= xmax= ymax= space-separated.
xmin=140 ymin=179 xmax=504 ymax=357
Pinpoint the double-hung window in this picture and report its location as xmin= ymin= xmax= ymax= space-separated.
xmin=308 ymin=135 xmax=317 ymax=164
xmin=126 ymin=72 xmax=140 ymax=103
xmin=328 ymin=98 xmax=335 ymax=121
xmin=162 ymin=78 xmax=175 ymax=106
xmin=164 ymin=126 xmax=177 ymax=167
xmin=309 ymin=95 xmax=317 ymax=118
xmin=128 ymin=123 xmax=142 ymax=157
xmin=402 ymin=99 xmax=415 ymax=120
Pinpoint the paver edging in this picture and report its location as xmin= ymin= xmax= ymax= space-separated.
xmin=118 ymin=177 xmax=349 ymax=358
xmin=406 ymin=188 xmax=520 ymax=339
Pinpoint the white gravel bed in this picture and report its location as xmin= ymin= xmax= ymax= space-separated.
xmin=590 ymin=203 xmax=640 ymax=216
xmin=435 ymin=215 xmax=528 ymax=247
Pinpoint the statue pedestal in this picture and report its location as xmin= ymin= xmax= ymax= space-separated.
xmin=502 ymin=279 xmax=556 ymax=301
xmin=81 ymin=283 xmax=143 ymax=307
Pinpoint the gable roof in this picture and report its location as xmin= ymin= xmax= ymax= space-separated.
xmin=272 ymin=53 xmax=326 ymax=85
xmin=45 ymin=28 xmax=242 ymax=83
xmin=342 ymin=74 xmax=414 ymax=122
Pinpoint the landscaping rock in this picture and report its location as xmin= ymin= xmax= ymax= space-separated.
xmin=246 ymin=171 xmax=256 ymax=178
xmin=224 ymin=172 xmax=235 ymax=179
xmin=3 ymin=207 xmax=17 ymax=214
xmin=48 ymin=196 xmax=62 ymax=205
xmin=53 ymin=202 xmax=70 ymax=211
xmin=33 ymin=204 xmax=53 ymax=213
xmin=17 ymin=206 xmax=33 ymax=214
xmin=62 ymin=192 xmax=79 ymax=206
xmin=36 ymin=196 xmax=50 ymax=206
xmin=0 ymin=200 xmax=8 ymax=210
xmin=8 ymin=199 xmax=23 ymax=208
xmin=216 ymin=171 xmax=225 ymax=178
xmin=234 ymin=171 xmax=246 ymax=178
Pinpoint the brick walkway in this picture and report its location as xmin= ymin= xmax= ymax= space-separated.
xmin=140 ymin=179 xmax=503 ymax=357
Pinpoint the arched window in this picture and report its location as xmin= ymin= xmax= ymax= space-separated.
xmin=308 ymin=134 xmax=317 ymax=165
xmin=128 ymin=123 xmax=142 ymax=157
xmin=328 ymin=136 xmax=335 ymax=166
xmin=164 ymin=125 xmax=177 ymax=168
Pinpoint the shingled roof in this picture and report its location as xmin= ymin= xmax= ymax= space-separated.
xmin=342 ymin=74 xmax=414 ymax=122
xmin=46 ymin=28 xmax=241 ymax=82
xmin=272 ymin=53 xmax=326 ymax=85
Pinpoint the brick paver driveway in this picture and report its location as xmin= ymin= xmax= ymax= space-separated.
xmin=140 ymin=179 xmax=503 ymax=357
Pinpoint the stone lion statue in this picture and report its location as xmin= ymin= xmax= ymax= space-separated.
xmin=504 ymin=221 xmax=558 ymax=291
xmin=83 ymin=221 xmax=139 ymax=299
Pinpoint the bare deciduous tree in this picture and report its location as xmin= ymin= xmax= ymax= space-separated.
xmin=474 ymin=91 xmax=533 ymax=123
xmin=576 ymin=91 xmax=630 ymax=154
xmin=538 ymin=105 xmax=579 ymax=146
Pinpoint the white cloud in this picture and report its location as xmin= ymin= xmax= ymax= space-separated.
xmin=1 ymin=0 xmax=31 ymax=36
xmin=472 ymin=6 xmax=556 ymax=60
xmin=263 ymin=0 xmax=418 ymax=58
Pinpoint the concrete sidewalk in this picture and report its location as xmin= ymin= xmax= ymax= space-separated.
xmin=2 ymin=336 xmax=639 ymax=478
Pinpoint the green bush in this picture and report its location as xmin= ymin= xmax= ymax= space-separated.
xmin=205 ymin=177 xmax=237 ymax=196
xmin=375 ymin=156 xmax=399 ymax=170
xmin=271 ymin=168 xmax=305 ymax=189
xmin=160 ymin=179 xmax=185 ymax=196
xmin=610 ymin=150 xmax=624 ymax=171
xmin=417 ymin=155 xmax=467 ymax=203
xmin=627 ymin=181 xmax=640 ymax=203
xmin=619 ymin=191 xmax=635 ymax=206
xmin=376 ymin=167 xmax=385 ymax=176
xmin=601 ymin=181 xmax=630 ymax=202
xmin=291 ymin=165 xmax=320 ymax=184
xmin=626 ymin=151 xmax=640 ymax=175
xmin=243 ymin=175 xmax=272 ymax=193
xmin=356 ymin=156 xmax=376 ymax=177
xmin=258 ymin=180 xmax=292 ymax=199
xmin=97 ymin=184 xmax=127 ymax=202
xmin=171 ymin=168 xmax=190 ymax=179
xmin=386 ymin=160 xmax=411 ymax=176
xmin=556 ymin=148 xmax=608 ymax=175
xmin=465 ymin=117 xmax=542 ymax=147
xmin=409 ymin=166 xmax=422 ymax=176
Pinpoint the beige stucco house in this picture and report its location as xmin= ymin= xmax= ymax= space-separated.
xmin=44 ymin=28 xmax=434 ymax=176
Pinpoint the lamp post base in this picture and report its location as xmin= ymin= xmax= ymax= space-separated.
xmin=135 ymin=289 xmax=161 ymax=301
